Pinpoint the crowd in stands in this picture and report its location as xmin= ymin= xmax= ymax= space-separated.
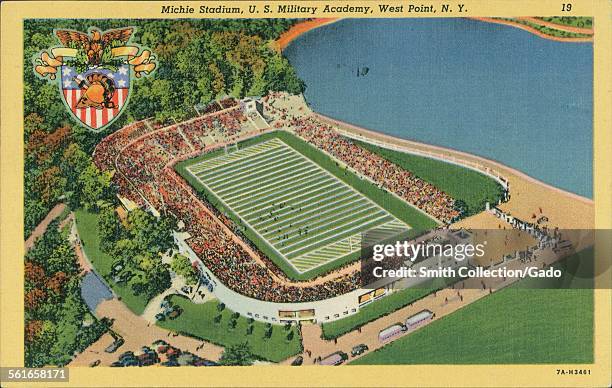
xmin=94 ymin=97 xmax=463 ymax=303
xmin=292 ymin=117 xmax=460 ymax=223
xmin=94 ymin=99 xmax=362 ymax=303
xmin=159 ymin=168 xmax=361 ymax=302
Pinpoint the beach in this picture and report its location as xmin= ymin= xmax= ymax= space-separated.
xmin=273 ymin=18 xmax=339 ymax=51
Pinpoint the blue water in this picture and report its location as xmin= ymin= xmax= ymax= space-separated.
xmin=81 ymin=271 xmax=113 ymax=312
xmin=284 ymin=18 xmax=593 ymax=198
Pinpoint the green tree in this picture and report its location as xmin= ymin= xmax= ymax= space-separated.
xmin=219 ymin=342 xmax=254 ymax=366
xmin=126 ymin=209 xmax=175 ymax=254
xmin=61 ymin=143 xmax=90 ymax=207
xmin=98 ymin=204 xmax=123 ymax=252
xmin=78 ymin=163 xmax=114 ymax=210
xmin=47 ymin=242 xmax=79 ymax=276
xmin=171 ymin=254 xmax=198 ymax=285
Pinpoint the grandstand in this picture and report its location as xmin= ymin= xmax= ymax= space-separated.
xmin=185 ymin=136 xmax=410 ymax=273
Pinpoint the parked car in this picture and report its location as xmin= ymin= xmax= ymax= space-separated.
xmin=155 ymin=313 xmax=166 ymax=322
xmin=110 ymin=260 xmax=124 ymax=276
xmin=291 ymin=356 xmax=303 ymax=366
xmin=167 ymin=306 xmax=183 ymax=320
xmin=320 ymin=351 xmax=349 ymax=366
xmin=138 ymin=353 xmax=158 ymax=366
xmin=118 ymin=351 xmax=135 ymax=361
xmin=192 ymin=359 xmax=219 ymax=366
xmin=181 ymin=285 xmax=191 ymax=294
xmin=122 ymin=358 xmax=139 ymax=367
xmin=89 ymin=359 xmax=101 ymax=367
xmin=104 ymin=337 xmax=124 ymax=353
xmin=351 ymin=344 xmax=369 ymax=357
xmin=110 ymin=361 xmax=124 ymax=367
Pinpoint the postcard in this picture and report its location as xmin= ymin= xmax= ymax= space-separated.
xmin=1 ymin=1 xmax=610 ymax=387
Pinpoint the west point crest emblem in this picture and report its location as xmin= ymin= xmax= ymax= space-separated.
xmin=34 ymin=27 xmax=156 ymax=131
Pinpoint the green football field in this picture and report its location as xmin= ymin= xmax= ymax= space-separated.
xmin=184 ymin=137 xmax=410 ymax=274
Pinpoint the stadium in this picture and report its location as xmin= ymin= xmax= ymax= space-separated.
xmin=93 ymin=93 xmax=508 ymax=324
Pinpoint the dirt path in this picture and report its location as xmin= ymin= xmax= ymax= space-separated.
xmin=296 ymin=246 xmax=567 ymax=365
xmin=24 ymin=203 xmax=66 ymax=251
xmin=69 ymin=298 xmax=224 ymax=367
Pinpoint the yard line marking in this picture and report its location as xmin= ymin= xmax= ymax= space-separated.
xmin=262 ymin=201 xmax=374 ymax=239
xmin=195 ymin=146 xmax=294 ymax=178
xmin=236 ymin=179 xmax=340 ymax=214
xmin=200 ymin=147 xmax=296 ymax=180
xmin=230 ymin=176 xmax=336 ymax=209
xmin=212 ymin=163 xmax=314 ymax=198
xmin=214 ymin=164 xmax=320 ymax=199
xmin=283 ymin=214 xmax=391 ymax=258
xmin=242 ymin=186 xmax=352 ymax=218
xmin=278 ymin=208 xmax=385 ymax=251
xmin=191 ymin=141 xmax=282 ymax=171
xmin=205 ymin=153 xmax=303 ymax=186
xmin=252 ymin=195 xmax=362 ymax=229
xmin=225 ymin=170 xmax=327 ymax=203
xmin=211 ymin=161 xmax=312 ymax=194
xmin=193 ymin=140 xmax=282 ymax=169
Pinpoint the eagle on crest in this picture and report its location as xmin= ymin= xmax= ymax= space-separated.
xmin=55 ymin=28 xmax=134 ymax=66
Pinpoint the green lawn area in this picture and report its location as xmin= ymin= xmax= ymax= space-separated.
xmin=175 ymin=130 xmax=437 ymax=281
xmin=537 ymin=16 xmax=592 ymax=29
xmin=321 ymin=280 xmax=449 ymax=340
xmin=74 ymin=209 xmax=148 ymax=315
xmin=354 ymin=140 xmax=505 ymax=217
xmin=157 ymin=295 xmax=302 ymax=362
xmin=352 ymin=249 xmax=594 ymax=364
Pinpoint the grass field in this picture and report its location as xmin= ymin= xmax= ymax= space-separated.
xmin=352 ymin=249 xmax=594 ymax=364
xmin=321 ymin=282 xmax=440 ymax=340
xmin=354 ymin=140 xmax=505 ymax=217
xmin=157 ymin=295 xmax=302 ymax=362
xmin=74 ymin=209 xmax=148 ymax=315
xmin=185 ymin=137 xmax=410 ymax=274
xmin=176 ymin=131 xmax=438 ymax=280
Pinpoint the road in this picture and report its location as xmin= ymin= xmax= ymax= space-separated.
xmin=290 ymin=242 xmax=568 ymax=365
xmin=24 ymin=203 xmax=66 ymax=251
xmin=69 ymin=298 xmax=224 ymax=367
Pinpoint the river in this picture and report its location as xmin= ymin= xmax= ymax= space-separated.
xmin=284 ymin=18 xmax=593 ymax=198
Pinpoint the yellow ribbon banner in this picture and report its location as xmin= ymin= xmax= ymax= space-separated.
xmin=35 ymin=45 xmax=156 ymax=79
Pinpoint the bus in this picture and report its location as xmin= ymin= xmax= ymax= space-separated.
xmin=405 ymin=310 xmax=433 ymax=330
xmin=320 ymin=351 xmax=349 ymax=366
xmin=378 ymin=323 xmax=406 ymax=342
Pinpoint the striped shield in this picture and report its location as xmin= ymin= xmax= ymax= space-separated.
xmin=60 ymin=65 xmax=129 ymax=131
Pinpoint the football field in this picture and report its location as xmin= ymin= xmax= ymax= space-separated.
xmin=186 ymin=137 xmax=410 ymax=274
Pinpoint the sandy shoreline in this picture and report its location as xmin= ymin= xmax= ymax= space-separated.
xmin=273 ymin=18 xmax=340 ymax=51
xmin=274 ymin=17 xmax=592 ymax=53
